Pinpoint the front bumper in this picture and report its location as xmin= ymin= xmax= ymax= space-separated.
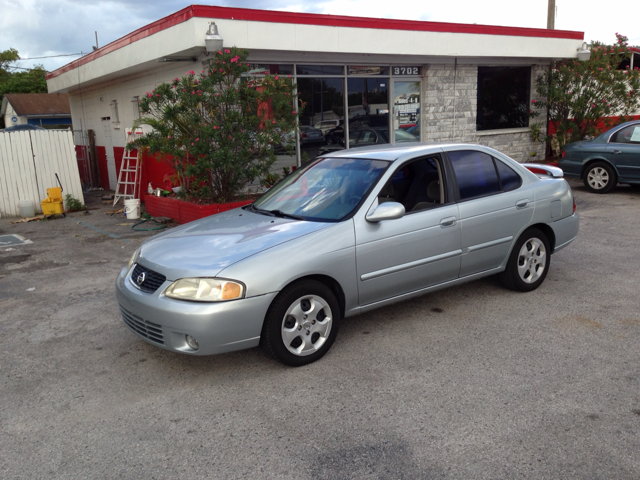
xmin=115 ymin=267 xmax=277 ymax=355
xmin=551 ymin=212 xmax=579 ymax=253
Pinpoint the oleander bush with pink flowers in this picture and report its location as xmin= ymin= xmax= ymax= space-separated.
xmin=531 ymin=34 xmax=640 ymax=154
xmin=131 ymin=47 xmax=298 ymax=202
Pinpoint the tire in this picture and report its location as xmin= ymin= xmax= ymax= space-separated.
xmin=583 ymin=161 xmax=617 ymax=194
xmin=326 ymin=135 xmax=334 ymax=145
xmin=499 ymin=228 xmax=550 ymax=292
xmin=262 ymin=280 xmax=340 ymax=366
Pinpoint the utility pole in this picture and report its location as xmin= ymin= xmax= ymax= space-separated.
xmin=546 ymin=0 xmax=556 ymax=158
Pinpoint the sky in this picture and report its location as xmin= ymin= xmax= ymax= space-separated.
xmin=1 ymin=0 xmax=639 ymax=74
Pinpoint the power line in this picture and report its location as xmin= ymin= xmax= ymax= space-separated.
xmin=16 ymin=53 xmax=83 ymax=60
xmin=6 ymin=65 xmax=40 ymax=71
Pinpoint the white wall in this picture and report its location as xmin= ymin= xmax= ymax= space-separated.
xmin=3 ymin=102 xmax=28 ymax=128
xmin=68 ymin=61 xmax=198 ymax=148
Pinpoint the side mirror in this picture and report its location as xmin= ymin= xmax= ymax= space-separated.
xmin=366 ymin=201 xmax=405 ymax=223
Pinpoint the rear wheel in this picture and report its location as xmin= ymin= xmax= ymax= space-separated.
xmin=583 ymin=161 xmax=617 ymax=193
xmin=262 ymin=280 xmax=340 ymax=366
xmin=499 ymin=228 xmax=550 ymax=292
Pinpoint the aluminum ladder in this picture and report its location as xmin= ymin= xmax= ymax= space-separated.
xmin=113 ymin=128 xmax=144 ymax=207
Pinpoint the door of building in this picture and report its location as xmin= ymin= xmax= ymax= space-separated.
xmin=102 ymin=119 xmax=117 ymax=191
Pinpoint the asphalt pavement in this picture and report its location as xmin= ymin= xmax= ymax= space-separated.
xmin=1 ymin=180 xmax=639 ymax=479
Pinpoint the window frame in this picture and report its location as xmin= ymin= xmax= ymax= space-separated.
xmin=476 ymin=66 xmax=532 ymax=132
xmin=377 ymin=154 xmax=451 ymax=215
xmin=445 ymin=150 xmax=523 ymax=203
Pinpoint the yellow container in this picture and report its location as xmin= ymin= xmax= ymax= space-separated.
xmin=41 ymin=198 xmax=65 ymax=215
xmin=46 ymin=187 xmax=63 ymax=201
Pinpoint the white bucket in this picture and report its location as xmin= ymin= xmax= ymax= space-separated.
xmin=124 ymin=199 xmax=140 ymax=220
xmin=18 ymin=200 xmax=35 ymax=218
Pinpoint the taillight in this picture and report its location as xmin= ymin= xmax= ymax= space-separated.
xmin=302 ymin=133 xmax=307 ymax=138
xmin=573 ymin=195 xmax=576 ymax=214
xmin=562 ymin=150 xmax=566 ymax=158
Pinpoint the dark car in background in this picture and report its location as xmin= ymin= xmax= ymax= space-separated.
xmin=2 ymin=124 xmax=46 ymax=132
xmin=300 ymin=125 xmax=325 ymax=144
xmin=558 ymin=120 xmax=640 ymax=193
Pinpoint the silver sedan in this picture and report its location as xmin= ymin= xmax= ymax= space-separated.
xmin=116 ymin=143 xmax=579 ymax=366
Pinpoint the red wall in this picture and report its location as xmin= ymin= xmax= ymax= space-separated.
xmin=547 ymin=115 xmax=640 ymax=136
xmin=96 ymin=147 xmax=110 ymax=191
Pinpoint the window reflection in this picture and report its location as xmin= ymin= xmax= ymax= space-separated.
xmin=347 ymin=77 xmax=389 ymax=146
xmin=296 ymin=65 xmax=344 ymax=75
xmin=297 ymin=78 xmax=344 ymax=159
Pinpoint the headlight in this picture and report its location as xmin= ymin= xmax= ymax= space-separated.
xmin=164 ymin=278 xmax=245 ymax=302
xmin=127 ymin=248 xmax=140 ymax=270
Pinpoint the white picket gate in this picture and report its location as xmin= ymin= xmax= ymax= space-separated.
xmin=0 ymin=130 xmax=85 ymax=218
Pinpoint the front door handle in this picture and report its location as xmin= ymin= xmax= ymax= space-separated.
xmin=611 ymin=150 xmax=622 ymax=154
xmin=516 ymin=199 xmax=530 ymax=209
xmin=440 ymin=216 xmax=457 ymax=227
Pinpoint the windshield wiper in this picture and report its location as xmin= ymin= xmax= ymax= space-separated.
xmin=266 ymin=209 xmax=305 ymax=220
xmin=246 ymin=204 xmax=304 ymax=220
xmin=245 ymin=204 xmax=275 ymax=217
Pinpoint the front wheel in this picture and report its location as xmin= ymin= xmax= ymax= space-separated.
xmin=583 ymin=161 xmax=617 ymax=193
xmin=499 ymin=228 xmax=550 ymax=292
xmin=262 ymin=280 xmax=340 ymax=366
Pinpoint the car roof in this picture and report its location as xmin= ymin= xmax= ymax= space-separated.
xmin=2 ymin=124 xmax=47 ymax=132
xmin=318 ymin=142 xmax=472 ymax=162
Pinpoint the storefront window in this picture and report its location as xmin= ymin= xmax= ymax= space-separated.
xmin=346 ymin=78 xmax=389 ymax=146
xmin=296 ymin=65 xmax=344 ymax=76
xmin=348 ymin=66 xmax=389 ymax=75
xmin=476 ymin=66 xmax=530 ymax=131
xmin=297 ymin=78 xmax=345 ymax=158
xmin=245 ymin=64 xmax=293 ymax=75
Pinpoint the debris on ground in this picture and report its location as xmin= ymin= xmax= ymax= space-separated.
xmin=10 ymin=215 xmax=45 ymax=224
xmin=105 ymin=208 xmax=124 ymax=216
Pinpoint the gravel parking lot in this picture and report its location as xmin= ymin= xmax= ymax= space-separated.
xmin=1 ymin=180 xmax=639 ymax=479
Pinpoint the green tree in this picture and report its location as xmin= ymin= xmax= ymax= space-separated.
xmin=131 ymin=47 xmax=298 ymax=202
xmin=531 ymin=34 xmax=640 ymax=154
xmin=0 ymin=48 xmax=20 ymax=81
xmin=0 ymin=65 xmax=47 ymax=96
xmin=1 ymin=48 xmax=48 ymax=96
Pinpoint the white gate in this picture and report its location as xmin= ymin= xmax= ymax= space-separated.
xmin=0 ymin=130 xmax=85 ymax=218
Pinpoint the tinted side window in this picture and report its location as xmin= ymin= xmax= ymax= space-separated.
xmin=495 ymin=160 xmax=522 ymax=191
xmin=449 ymin=150 xmax=500 ymax=200
xmin=611 ymin=125 xmax=640 ymax=144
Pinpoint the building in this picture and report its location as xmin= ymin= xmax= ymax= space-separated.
xmin=46 ymin=5 xmax=585 ymax=192
xmin=1 ymin=93 xmax=72 ymax=129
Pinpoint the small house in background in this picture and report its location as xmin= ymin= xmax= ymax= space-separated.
xmin=1 ymin=93 xmax=72 ymax=129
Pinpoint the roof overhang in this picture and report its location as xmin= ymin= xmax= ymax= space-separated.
xmin=47 ymin=5 xmax=585 ymax=94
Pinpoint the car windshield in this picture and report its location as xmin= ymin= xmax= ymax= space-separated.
xmin=253 ymin=157 xmax=389 ymax=222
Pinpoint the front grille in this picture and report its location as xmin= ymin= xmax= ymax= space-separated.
xmin=131 ymin=263 xmax=166 ymax=293
xmin=119 ymin=305 xmax=165 ymax=345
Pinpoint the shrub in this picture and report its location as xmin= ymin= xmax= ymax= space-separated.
xmin=131 ymin=47 xmax=298 ymax=203
xmin=531 ymin=34 xmax=640 ymax=154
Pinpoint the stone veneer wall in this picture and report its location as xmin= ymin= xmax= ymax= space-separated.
xmin=423 ymin=63 xmax=547 ymax=163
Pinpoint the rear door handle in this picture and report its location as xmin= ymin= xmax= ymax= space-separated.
xmin=440 ymin=216 xmax=457 ymax=227
xmin=611 ymin=150 xmax=622 ymax=154
xmin=516 ymin=199 xmax=530 ymax=209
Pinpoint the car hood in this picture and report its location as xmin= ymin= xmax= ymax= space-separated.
xmin=138 ymin=208 xmax=331 ymax=280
